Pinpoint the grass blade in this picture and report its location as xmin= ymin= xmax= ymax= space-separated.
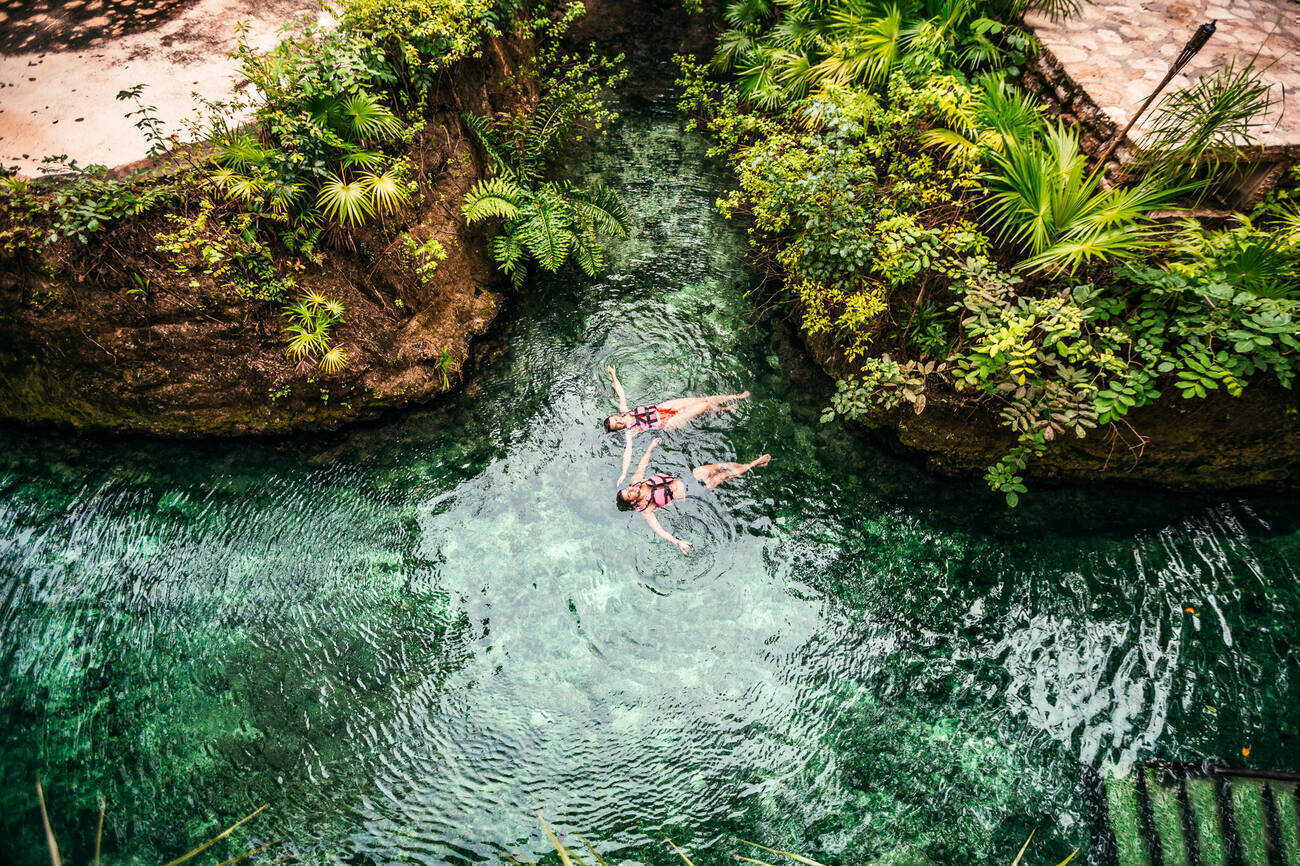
xmin=35 ymin=779 xmax=62 ymax=866
xmin=666 ymin=837 xmax=698 ymax=866
xmin=160 ymin=804 xmax=267 ymax=866
xmin=739 ymin=840 xmax=827 ymax=866
xmin=94 ymin=795 xmax=105 ymax=866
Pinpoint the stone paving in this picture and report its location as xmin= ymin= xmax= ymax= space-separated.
xmin=1026 ymin=0 xmax=1300 ymax=149
xmin=0 ymin=0 xmax=322 ymax=177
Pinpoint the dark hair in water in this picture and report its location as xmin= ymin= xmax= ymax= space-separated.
xmin=604 ymin=416 xmax=617 ymax=432
xmin=615 ymin=488 xmax=634 ymax=511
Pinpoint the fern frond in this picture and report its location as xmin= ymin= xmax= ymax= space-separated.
xmin=570 ymin=233 xmax=604 ymax=277
xmin=463 ymin=112 xmax=518 ymax=182
xmin=517 ymin=199 xmax=574 ymax=272
xmin=565 ymin=181 xmax=631 ymax=238
xmin=492 ymin=230 xmax=526 ymax=273
xmin=462 ymin=178 xmax=525 ymax=223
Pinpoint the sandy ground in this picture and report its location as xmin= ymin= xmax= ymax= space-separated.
xmin=0 ymin=0 xmax=325 ymax=177
xmin=1027 ymin=0 xmax=1300 ymax=144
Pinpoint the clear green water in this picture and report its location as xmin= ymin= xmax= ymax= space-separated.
xmin=2 ymin=69 xmax=1298 ymax=866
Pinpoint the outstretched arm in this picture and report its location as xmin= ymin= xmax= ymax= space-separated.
xmin=607 ymin=365 xmax=629 ymax=414
xmin=617 ymin=430 xmax=633 ymax=485
xmin=642 ymin=511 xmax=692 ymax=554
xmin=631 ymin=437 xmax=660 ymax=484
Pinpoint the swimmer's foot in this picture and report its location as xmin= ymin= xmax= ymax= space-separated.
xmin=740 ymin=390 xmax=751 ymax=400
xmin=748 ymin=454 xmax=771 ymax=470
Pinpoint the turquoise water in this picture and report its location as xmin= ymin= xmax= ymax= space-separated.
xmin=2 ymin=66 xmax=1298 ymax=866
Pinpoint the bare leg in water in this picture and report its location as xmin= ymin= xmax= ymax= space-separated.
xmin=692 ymin=454 xmax=771 ymax=489
xmin=658 ymin=392 xmax=750 ymax=429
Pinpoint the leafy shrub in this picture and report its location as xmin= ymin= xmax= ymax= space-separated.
xmin=691 ymin=0 xmax=1295 ymax=503
xmin=154 ymin=199 xmax=298 ymax=302
xmin=399 ymin=233 xmax=448 ymax=285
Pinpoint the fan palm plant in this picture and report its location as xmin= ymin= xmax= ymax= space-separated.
xmin=720 ymin=0 xmax=1040 ymax=107
xmin=921 ymin=73 xmax=1044 ymax=160
xmin=983 ymin=122 xmax=1188 ymax=274
xmin=1171 ymin=217 xmax=1300 ymax=299
xmin=282 ymin=291 xmax=349 ymax=371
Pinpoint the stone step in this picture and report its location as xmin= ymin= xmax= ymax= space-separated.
xmin=1229 ymin=780 xmax=1270 ymax=865
xmin=1100 ymin=765 xmax=1300 ymax=866
xmin=1185 ymin=776 xmax=1227 ymax=866
xmin=1273 ymin=783 xmax=1300 ymax=864
xmin=1143 ymin=767 xmax=1189 ymax=866
xmin=1105 ymin=769 xmax=1152 ymax=866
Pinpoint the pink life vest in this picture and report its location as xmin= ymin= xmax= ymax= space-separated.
xmin=633 ymin=474 xmax=677 ymax=511
xmin=623 ymin=405 xmax=677 ymax=432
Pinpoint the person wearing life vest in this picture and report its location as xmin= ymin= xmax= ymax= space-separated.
xmin=615 ymin=437 xmax=770 ymax=555
xmin=605 ymin=364 xmax=750 ymax=483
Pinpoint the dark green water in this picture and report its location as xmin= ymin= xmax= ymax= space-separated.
xmin=2 ymin=67 xmax=1298 ymax=866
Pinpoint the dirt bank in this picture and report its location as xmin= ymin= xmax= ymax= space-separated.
xmin=0 ymin=36 xmax=532 ymax=436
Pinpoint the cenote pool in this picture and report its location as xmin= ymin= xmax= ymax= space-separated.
xmin=2 ymin=64 xmax=1298 ymax=866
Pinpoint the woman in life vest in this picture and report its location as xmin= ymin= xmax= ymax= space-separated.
xmin=605 ymin=364 xmax=750 ymax=483
xmin=615 ymin=437 xmax=770 ymax=554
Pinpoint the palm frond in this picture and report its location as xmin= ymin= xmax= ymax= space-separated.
xmin=340 ymin=92 xmax=403 ymax=141
xmin=725 ymin=0 xmax=774 ymax=27
xmin=318 ymin=346 xmax=349 ymax=374
xmin=317 ymin=173 xmax=375 ymax=227
xmin=1140 ymin=59 xmax=1276 ymax=184
xmin=283 ymin=322 xmax=328 ymax=361
xmin=341 ymin=150 xmax=386 ymax=169
xmin=214 ymin=134 xmax=269 ymax=169
xmin=361 ymin=169 xmax=410 ymax=215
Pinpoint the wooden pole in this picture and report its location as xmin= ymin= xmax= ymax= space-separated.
xmin=1095 ymin=20 xmax=1217 ymax=170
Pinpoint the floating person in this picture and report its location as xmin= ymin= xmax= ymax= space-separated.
xmin=605 ymin=364 xmax=750 ymax=483
xmin=616 ymin=437 xmax=770 ymax=555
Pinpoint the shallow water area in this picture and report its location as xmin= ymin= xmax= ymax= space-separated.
xmin=1 ymin=64 xmax=1298 ymax=866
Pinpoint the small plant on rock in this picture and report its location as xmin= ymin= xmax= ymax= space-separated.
xmin=282 ymin=290 xmax=349 ymax=373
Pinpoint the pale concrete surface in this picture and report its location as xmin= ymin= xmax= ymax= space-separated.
xmin=1027 ymin=0 xmax=1298 ymax=147
xmin=0 ymin=0 xmax=325 ymax=176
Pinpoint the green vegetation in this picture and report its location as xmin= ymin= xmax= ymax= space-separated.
xmin=462 ymin=7 xmax=630 ymax=287
xmin=681 ymin=0 xmax=1298 ymax=502
xmin=0 ymin=0 xmax=626 ymax=386
xmin=282 ymin=290 xmax=349 ymax=374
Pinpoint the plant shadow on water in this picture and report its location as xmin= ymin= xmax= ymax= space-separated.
xmin=1 ymin=60 xmax=1298 ymax=866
